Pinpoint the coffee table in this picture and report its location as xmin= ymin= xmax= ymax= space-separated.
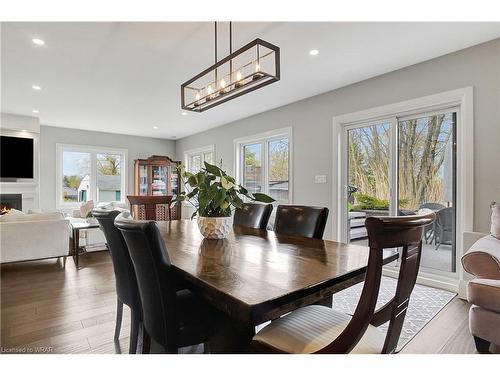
xmin=70 ymin=221 xmax=101 ymax=266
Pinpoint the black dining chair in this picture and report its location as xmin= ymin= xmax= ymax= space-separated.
xmin=274 ymin=205 xmax=329 ymax=239
xmin=233 ymin=203 xmax=273 ymax=230
xmin=92 ymin=208 xmax=142 ymax=354
xmin=114 ymin=212 xmax=222 ymax=353
xmin=251 ymin=210 xmax=436 ymax=354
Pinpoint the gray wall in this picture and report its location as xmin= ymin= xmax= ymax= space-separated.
xmin=40 ymin=125 xmax=176 ymax=211
xmin=176 ymin=39 xmax=500 ymax=238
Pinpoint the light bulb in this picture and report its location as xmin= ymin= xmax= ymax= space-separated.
xmin=206 ymin=84 xmax=214 ymax=101
xmin=253 ymin=61 xmax=264 ymax=81
xmin=193 ymin=91 xmax=202 ymax=107
xmin=234 ymin=70 xmax=243 ymax=88
xmin=220 ymin=78 xmax=226 ymax=89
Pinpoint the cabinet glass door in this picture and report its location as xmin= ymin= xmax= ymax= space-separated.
xmin=151 ymin=165 xmax=167 ymax=196
xmin=169 ymin=166 xmax=179 ymax=196
xmin=139 ymin=165 xmax=148 ymax=195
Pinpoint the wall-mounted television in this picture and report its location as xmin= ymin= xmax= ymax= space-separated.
xmin=0 ymin=136 xmax=34 ymax=179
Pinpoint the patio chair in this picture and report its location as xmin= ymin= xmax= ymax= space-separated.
xmin=419 ymin=203 xmax=446 ymax=244
xmin=434 ymin=207 xmax=454 ymax=250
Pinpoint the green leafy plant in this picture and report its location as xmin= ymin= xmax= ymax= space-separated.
xmin=347 ymin=202 xmax=354 ymax=212
xmin=351 ymin=193 xmax=410 ymax=211
xmin=352 ymin=193 xmax=389 ymax=210
xmin=173 ymin=162 xmax=275 ymax=218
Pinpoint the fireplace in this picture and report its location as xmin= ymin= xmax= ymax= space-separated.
xmin=0 ymin=194 xmax=22 ymax=214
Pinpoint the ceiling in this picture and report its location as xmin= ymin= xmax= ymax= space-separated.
xmin=1 ymin=22 xmax=499 ymax=139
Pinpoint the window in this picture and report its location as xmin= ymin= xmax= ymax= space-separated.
xmin=56 ymin=144 xmax=127 ymax=207
xmin=184 ymin=145 xmax=215 ymax=174
xmin=235 ymin=127 xmax=292 ymax=204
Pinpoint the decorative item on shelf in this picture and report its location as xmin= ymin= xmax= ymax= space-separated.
xmin=181 ymin=22 xmax=280 ymax=113
xmin=173 ymin=161 xmax=275 ymax=239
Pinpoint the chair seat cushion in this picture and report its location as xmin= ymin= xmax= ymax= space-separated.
xmin=468 ymin=279 xmax=500 ymax=313
xmin=253 ymin=305 xmax=386 ymax=354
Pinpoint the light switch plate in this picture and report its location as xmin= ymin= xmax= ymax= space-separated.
xmin=314 ymin=175 xmax=327 ymax=184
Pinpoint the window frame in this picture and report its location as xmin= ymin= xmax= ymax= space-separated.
xmin=333 ymin=87 xmax=473 ymax=294
xmin=184 ymin=144 xmax=216 ymax=174
xmin=56 ymin=143 xmax=128 ymax=209
xmin=234 ymin=127 xmax=293 ymax=204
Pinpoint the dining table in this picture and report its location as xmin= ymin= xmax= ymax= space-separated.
xmin=156 ymin=219 xmax=399 ymax=352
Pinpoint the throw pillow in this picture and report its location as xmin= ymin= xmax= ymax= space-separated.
xmin=491 ymin=202 xmax=500 ymax=239
xmin=79 ymin=200 xmax=95 ymax=218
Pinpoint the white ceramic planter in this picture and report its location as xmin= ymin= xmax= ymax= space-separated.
xmin=197 ymin=216 xmax=233 ymax=239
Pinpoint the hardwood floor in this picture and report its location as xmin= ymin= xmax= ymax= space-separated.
xmin=0 ymin=251 xmax=496 ymax=354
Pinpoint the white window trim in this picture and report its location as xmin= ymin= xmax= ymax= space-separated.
xmin=56 ymin=143 xmax=128 ymax=209
xmin=332 ymin=87 xmax=474 ymax=293
xmin=233 ymin=126 xmax=293 ymax=203
xmin=183 ymin=144 xmax=216 ymax=172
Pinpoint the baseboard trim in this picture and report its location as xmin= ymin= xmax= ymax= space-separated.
xmin=458 ymin=280 xmax=468 ymax=300
xmin=383 ymin=267 xmax=460 ymax=293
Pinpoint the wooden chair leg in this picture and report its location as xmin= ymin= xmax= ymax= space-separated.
xmin=473 ymin=336 xmax=490 ymax=353
xmin=129 ymin=308 xmax=140 ymax=354
xmin=114 ymin=299 xmax=123 ymax=342
xmin=141 ymin=328 xmax=151 ymax=354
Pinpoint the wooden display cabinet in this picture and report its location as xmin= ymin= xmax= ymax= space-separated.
xmin=133 ymin=155 xmax=181 ymax=220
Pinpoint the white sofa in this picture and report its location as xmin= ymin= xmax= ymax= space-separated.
xmin=0 ymin=212 xmax=71 ymax=263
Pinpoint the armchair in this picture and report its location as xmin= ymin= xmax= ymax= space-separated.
xmin=461 ymin=234 xmax=500 ymax=352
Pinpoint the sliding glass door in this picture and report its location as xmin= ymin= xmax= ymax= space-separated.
xmin=346 ymin=121 xmax=392 ymax=244
xmin=397 ymin=111 xmax=457 ymax=273
xmin=342 ymin=109 xmax=457 ymax=275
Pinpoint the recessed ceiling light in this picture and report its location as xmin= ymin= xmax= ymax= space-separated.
xmin=309 ymin=49 xmax=319 ymax=56
xmin=32 ymin=109 xmax=39 ymax=114
xmin=32 ymin=38 xmax=45 ymax=46
xmin=181 ymin=112 xmax=188 ymax=116
xmin=153 ymin=126 xmax=159 ymax=130
xmin=32 ymin=85 xmax=41 ymax=90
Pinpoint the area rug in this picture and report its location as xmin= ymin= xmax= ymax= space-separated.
xmin=332 ymin=276 xmax=456 ymax=352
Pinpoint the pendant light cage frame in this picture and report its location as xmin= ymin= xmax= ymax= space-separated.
xmin=181 ymin=38 xmax=280 ymax=112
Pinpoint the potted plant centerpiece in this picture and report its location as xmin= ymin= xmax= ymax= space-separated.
xmin=173 ymin=161 xmax=275 ymax=239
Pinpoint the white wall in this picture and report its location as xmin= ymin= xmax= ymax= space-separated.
xmin=176 ymin=39 xmax=500 ymax=239
xmin=40 ymin=125 xmax=176 ymax=211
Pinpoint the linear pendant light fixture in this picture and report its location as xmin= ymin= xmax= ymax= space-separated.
xmin=181 ymin=22 xmax=280 ymax=112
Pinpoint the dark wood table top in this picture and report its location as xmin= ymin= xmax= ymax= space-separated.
xmin=156 ymin=220 xmax=398 ymax=325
